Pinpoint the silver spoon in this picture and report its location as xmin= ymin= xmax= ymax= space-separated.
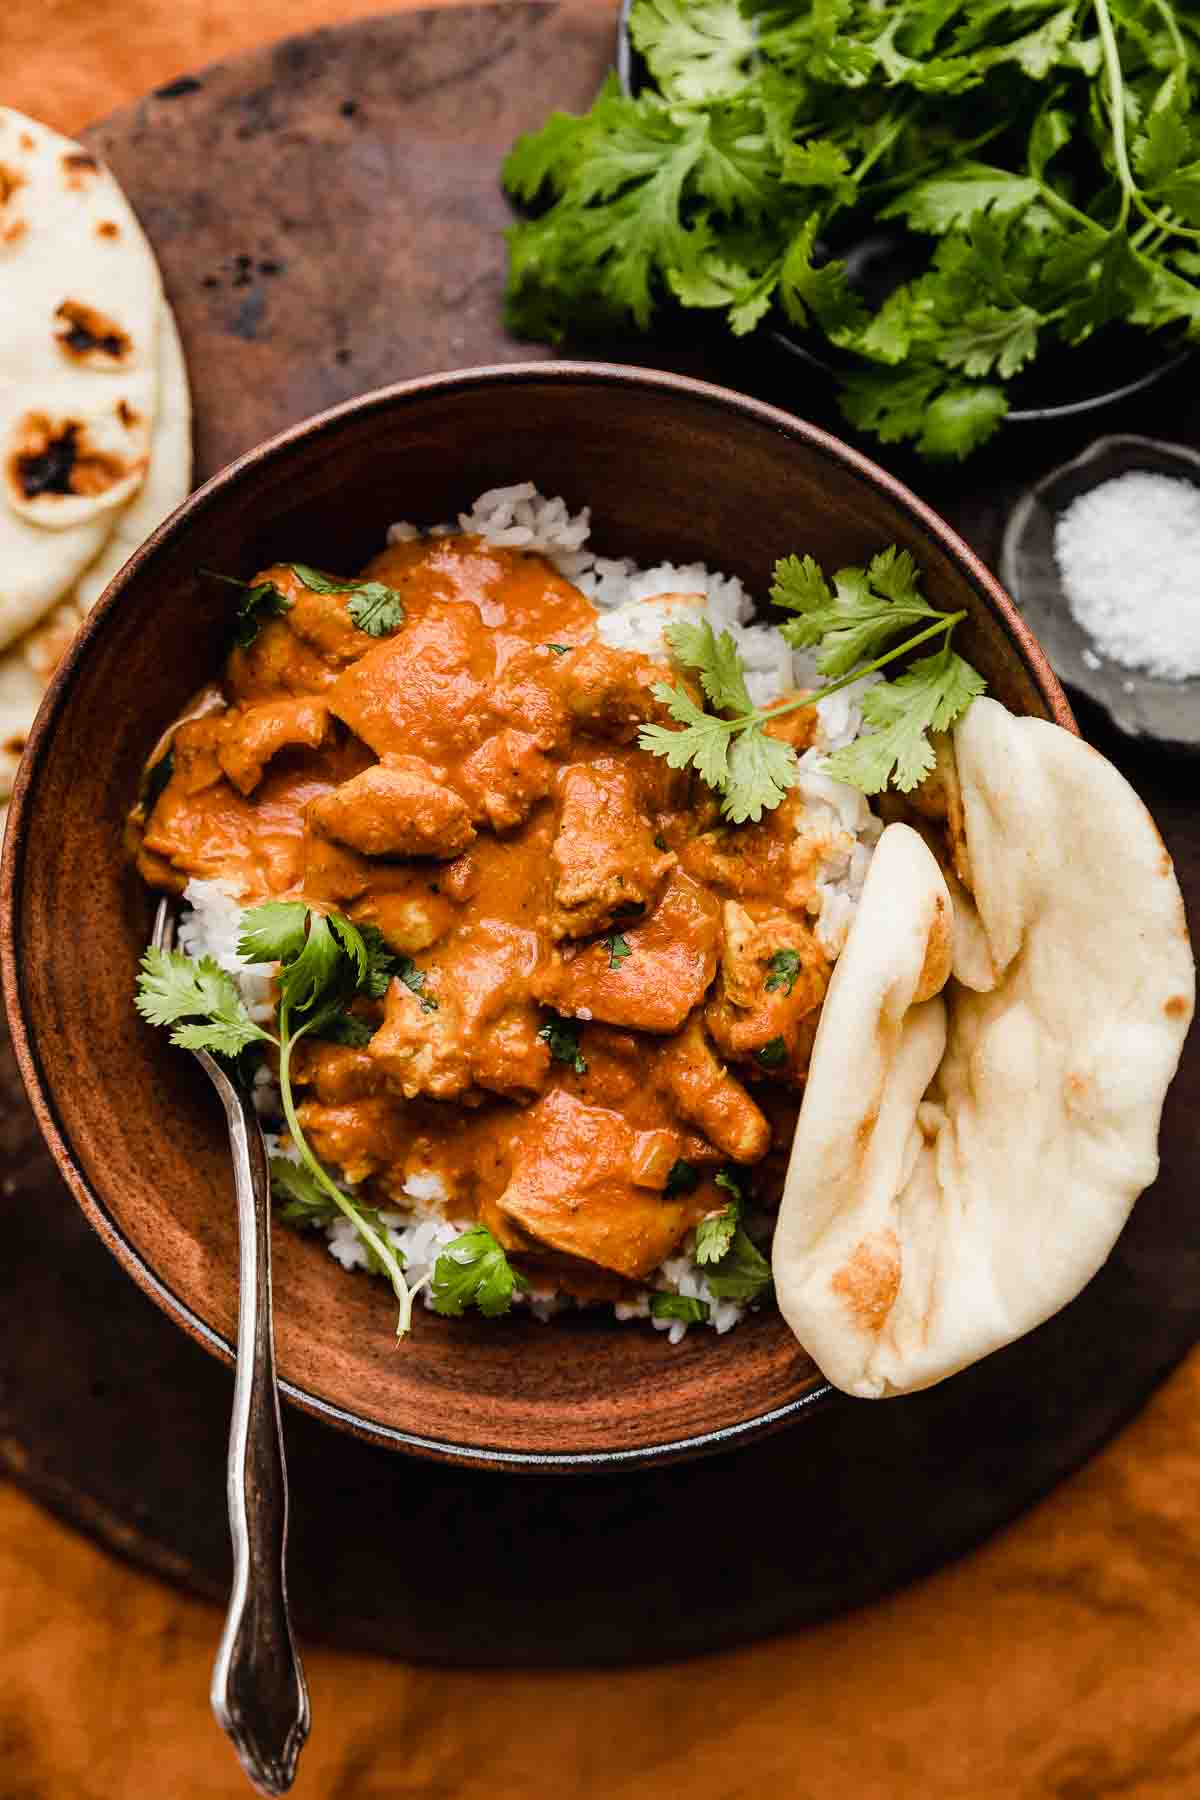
xmin=153 ymin=898 xmax=310 ymax=1795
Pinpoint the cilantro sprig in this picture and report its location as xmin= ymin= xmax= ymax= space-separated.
xmin=136 ymin=903 xmax=424 ymax=1336
xmin=638 ymin=543 xmax=984 ymax=819
xmin=503 ymin=0 xmax=1200 ymax=459
xmin=289 ymin=564 xmax=406 ymax=637
xmin=430 ymin=1226 xmax=526 ymax=1317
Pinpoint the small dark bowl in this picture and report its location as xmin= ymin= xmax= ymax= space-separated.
xmin=1001 ymin=433 xmax=1200 ymax=747
xmin=0 ymin=363 xmax=1073 ymax=1470
xmin=615 ymin=1 xmax=1194 ymax=425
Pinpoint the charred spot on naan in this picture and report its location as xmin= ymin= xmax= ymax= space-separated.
xmin=1165 ymin=994 xmax=1192 ymax=1020
xmin=96 ymin=219 xmax=120 ymax=240
xmin=0 ymin=163 xmax=26 ymax=247
xmin=6 ymin=411 xmax=142 ymax=506
xmin=0 ymin=164 xmax=23 ymax=206
xmin=60 ymin=150 xmax=100 ymax=189
xmin=54 ymin=300 xmax=132 ymax=367
xmin=831 ymin=1231 xmax=901 ymax=1336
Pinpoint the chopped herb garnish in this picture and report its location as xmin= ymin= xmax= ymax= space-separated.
xmin=765 ymin=949 xmax=802 ymax=997
xmin=602 ymin=931 xmax=632 ymax=970
xmin=430 ymin=1225 xmax=526 ymax=1318
xmin=695 ymin=1201 xmax=739 ymax=1266
xmin=545 ymin=642 xmax=571 ymax=655
xmin=705 ymin=1228 xmax=773 ymax=1303
xmin=538 ymin=1012 xmax=587 ymax=1074
xmin=757 ymin=1036 xmax=788 ymax=1069
xmin=315 ymin=1012 xmax=376 ymax=1047
xmin=653 ymin=833 xmax=668 ymax=851
xmin=142 ymin=745 xmax=174 ymax=814
xmin=395 ymin=956 xmax=438 ymax=1012
xmin=288 ymin=563 xmax=406 ymax=637
xmin=665 ymin=1158 xmax=700 ymax=1196
xmin=639 ymin=547 xmax=984 ymax=819
xmin=714 ymin=1168 xmax=743 ymax=1200
xmin=651 ymin=1293 xmax=709 ymax=1324
xmin=202 ymin=569 xmax=293 ymax=650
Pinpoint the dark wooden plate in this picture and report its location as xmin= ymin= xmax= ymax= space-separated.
xmin=1 ymin=3 xmax=1197 ymax=1663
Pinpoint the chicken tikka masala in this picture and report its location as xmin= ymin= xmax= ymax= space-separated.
xmin=134 ymin=532 xmax=840 ymax=1310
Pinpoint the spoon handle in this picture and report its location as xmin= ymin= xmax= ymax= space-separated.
xmin=208 ymin=1065 xmax=310 ymax=1796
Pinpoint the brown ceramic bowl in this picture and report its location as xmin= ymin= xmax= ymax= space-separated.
xmin=1 ymin=363 xmax=1074 ymax=1471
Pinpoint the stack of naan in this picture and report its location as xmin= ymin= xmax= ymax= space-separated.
xmin=0 ymin=106 xmax=192 ymax=821
xmin=774 ymin=697 xmax=1194 ymax=1397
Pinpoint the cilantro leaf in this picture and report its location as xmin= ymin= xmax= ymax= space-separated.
xmin=665 ymin=1158 xmax=701 ymax=1195
xmin=430 ymin=1226 xmax=525 ymax=1318
xmin=665 ymin=618 xmax=753 ymax=712
xmin=640 ymin=685 xmax=732 ymax=791
xmin=824 ymin=649 xmax=986 ymax=793
xmin=237 ymin=900 xmax=308 ymax=965
xmin=651 ymin=1293 xmax=709 ymax=1324
xmin=722 ymin=728 xmax=799 ymax=824
xmin=704 ymin=1227 xmax=772 ymax=1301
xmin=394 ymin=956 xmax=438 ymax=1012
xmin=357 ymin=923 xmax=403 ymax=1000
xmin=630 ymin=0 xmax=757 ymax=103
xmin=694 ymin=1192 xmax=739 ymax=1264
xmin=346 ymin=588 xmax=405 ymax=637
xmin=135 ymin=948 xmax=271 ymax=1057
xmin=203 ymin=570 xmax=293 ymax=650
xmin=602 ymin=932 xmax=633 ymax=970
xmin=938 ymin=305 xmax=1040 ymax=380
xmin=270 ymin=1156 xmax=340 ymax=1226
xmin=880 ymin=163 xmax=1041 ymax=235
xmin=538 ymin=1012 xmax=587 ymax=1074
xmin=313 ymin=1012 xmax=376 ymax=1048
xmin=143 ymin=746 xmax=174 ymax=815
xmin=288 ymin=564 xmax=405 ymax=637
xmin=773 ymin=547 xmax=942 ymax=676
xmin=756 ymin=1036 xmax=788 ymax=1068
xmin=765 ymin=948 xmax=802 ymax=995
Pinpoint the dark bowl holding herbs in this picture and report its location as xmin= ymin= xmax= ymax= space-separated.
xmin=0 ymin=362 xmax=1073 ymax=1470
xmin=506 ymin=0 xmax=1200 ymax=460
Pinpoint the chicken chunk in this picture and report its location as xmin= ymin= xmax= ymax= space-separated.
xmin=704 ymin=901 xmax=829 ymax=1075
xmin=307 ymin=760 xmax=476 ymax=859
xmin=653 ymin=1012 xmax=771 ymax=1163
xmin=225 ymin=566 xmax=366 ymax=704
xmin=536 ymin=868 xmax=719 ymax=1033
xmin=326 ymin=600 xmax=495 ymax=765
xmin=217 ymin=697 xmax=332 ymax=795
xmin=288 ymin=1040 xmax=384 ymax=1105
xmin=546 ymin=760 xmax=674 ymax=941
xmin=456 ymin=729 xmax=556 ymax=833
xmin=493 ymin=1089 xmax=691 ymax=1279
xmin=295 ymin=1096 xmax=412 ymax=1186
xmin=367 ymin=921 xmax=548 ymax=1102
xmin=552 ymin=642 xmax=682 ymax=743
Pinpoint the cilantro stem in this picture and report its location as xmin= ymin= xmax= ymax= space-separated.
xmin=277 ymin=1001 xmax=415 ymax=1337
xmin=705 ymin=610 xmax=965 ymax=739
xmin=1092 ymin=0 xmax=1200 ymax=242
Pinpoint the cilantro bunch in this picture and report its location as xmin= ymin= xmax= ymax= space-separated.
xmin=136 ymin=902 xmax=524 ymax=1335
xmin=503 ymin=0 xmax=1200 ymax=457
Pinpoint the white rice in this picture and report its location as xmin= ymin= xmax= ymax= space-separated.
xmin=181 ymin=485 xmax=885 ymax=1341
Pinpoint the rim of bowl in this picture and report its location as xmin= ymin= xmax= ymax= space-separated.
xmin=612 ymin=0 xmax=1195 ymax=426
xmin=0 ymin=360 xmax=1075 ymax=1470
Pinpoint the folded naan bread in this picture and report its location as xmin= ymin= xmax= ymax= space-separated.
xmin=773 ymin=697 xmax=1194 ymax=1398
xmin=0 ymin=105 xmax=164 ymax=650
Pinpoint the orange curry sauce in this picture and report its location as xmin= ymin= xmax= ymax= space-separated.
xmin=134 ymin=536 xmax=835 ymax=1302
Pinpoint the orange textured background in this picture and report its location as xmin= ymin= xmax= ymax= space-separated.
xmin=4 ymin=7 xmax=1200 ymax=1798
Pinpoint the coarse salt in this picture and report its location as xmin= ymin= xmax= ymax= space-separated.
xmin=1054 ymin=470 xmax=1200 ymax=681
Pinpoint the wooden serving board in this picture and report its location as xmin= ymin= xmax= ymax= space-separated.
xmin=2 ymin=3 xmax=1197 ymax=1666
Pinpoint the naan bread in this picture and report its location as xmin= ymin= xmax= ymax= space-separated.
xmin=0 ymin=298 xmax=191 ymax=816
xmin=774 ymin=697 xmax=1194 ymax=1398
xmin=76 ymin=300 xmax=192 ymax=611
xmin=0 ymin=106 xmax=162 ymax=649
